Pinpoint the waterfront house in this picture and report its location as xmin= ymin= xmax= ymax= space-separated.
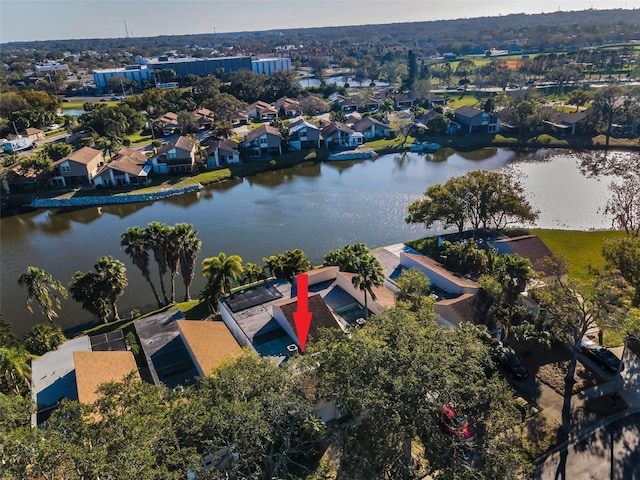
xmin=204 ymin=138 xmax=241 ymax=167
xmin=50 ymin=146 xmax=104 ymax=188
xmin=288 ymin=118 xmax=321 ymax=150
xmin=352 ymin=116 xmax=390 ymax=140
xmin=242 ymin=124 xmax=282 ymax=157
xmin=542 ymin=108 xmax=589 ymax=136
xmin=394 ymin=93 xmax=415 ymax=109
xmin=494 ymin=234 xmax=563 ymax=283
xmin=150 ymin=136 xmax=197 ymax=174
xmin=321 ymin=121 xmax=364 ymax=149
xmin=454 ymin=106 xmax=500 ymax=134
xmin=93 ymin=148 xmax=152 ymax=187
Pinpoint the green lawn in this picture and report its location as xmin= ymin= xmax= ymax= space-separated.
xmin=529 ymin=229 xmax=627 ymax=284
xmin=121 ymin=168 xmax=231 ymax=195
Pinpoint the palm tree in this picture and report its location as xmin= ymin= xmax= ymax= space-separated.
xmin=242 ymin=263 xmax=265 ymax=285
xmin=0 ymin=345 xmax=33 ymax=396
xmin=94 ymin=256 xmax=128 ymax=322
xmin=164 ymin=225 xmax=182 ymax=304
xmin=211 ymin=119 xmax=235 ymax=139
xmin=69 ymin=271 xmax=111 ymax=324
xmin=177 ymin=224 xmax=202 ymax=301
xmin=352 ymin=254 xmax=385 ymax=319
xmin=121 ymin=226 xmax=163 ymax=308
xmin=202 ymin=252 xmax=244 ymax=295
xmin=17 ymin=266 xmax=68 ymax=323
xmin=22 ymin=323 xmax=67 ymax=356
xmin=146 ymin=222 xmax=170 ymax=305
xmin=282 ymin=249 xmax=311 ymax=282
xmin=263 ymin=255 xmax=285 ymax=279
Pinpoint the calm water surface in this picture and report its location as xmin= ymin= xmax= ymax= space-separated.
xmin=0 ymin=148 xmax=628 ymax=335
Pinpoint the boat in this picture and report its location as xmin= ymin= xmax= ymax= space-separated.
xmin=409 ymin=142 xmax=442 ymax=153
xmin=327 ymin=149 xmax=376 ymax=161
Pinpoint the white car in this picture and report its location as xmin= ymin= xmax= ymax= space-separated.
xmin=48 ymin=124 xmax=61 ymax=131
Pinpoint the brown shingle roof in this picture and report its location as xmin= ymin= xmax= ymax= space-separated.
xmin=455 ymin=106 xmax=482 ymax=119
xmin=177 ymin=320 xmax=243 ymax=376
xmin=275 ymin=294 xmax=341 ymax=344
xmin=54 ymin=146 xmax=102 ymax=166
xmin=73 ymin=351 xmax=139 ymax=405
xmin=244 ymin=124 xmax=281 ymax=142
xmin=496 ymin=235 xmax=555 ymax=276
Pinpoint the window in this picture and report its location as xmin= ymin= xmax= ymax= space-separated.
xmin=61 ymin=165 xmax=71 ymax=173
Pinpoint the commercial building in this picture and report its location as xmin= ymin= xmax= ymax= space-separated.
xmin=92 ymin=64 xmax=152 ymax=92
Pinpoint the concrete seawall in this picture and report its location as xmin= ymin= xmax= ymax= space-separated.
xmin=29 ymin=184 xmax=203 ymax=209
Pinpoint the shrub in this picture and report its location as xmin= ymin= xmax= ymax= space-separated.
xmin=151 ymin=140 xmax=162 ymax=149
xmin=122 ymin=138 xmax=131 ymax=147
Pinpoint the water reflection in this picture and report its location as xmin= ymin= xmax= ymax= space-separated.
xmin=456 ymin=147 xmax=500 ymax=161
xmin=1 ymin=148 xmax=630 ymax=336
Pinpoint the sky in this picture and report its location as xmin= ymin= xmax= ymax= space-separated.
xmin=1 ymin=0 xmax=640 ymax=44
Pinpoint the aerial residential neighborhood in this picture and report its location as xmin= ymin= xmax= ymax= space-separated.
xmin=1 ymin=3 xmax=640 ymax=479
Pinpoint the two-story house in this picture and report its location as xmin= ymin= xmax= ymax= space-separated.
xmin=288 ymin=118 xmax=321 ymax=150
xmin=454 ymin=106 xmax=500 ymax=134
xmin=155 ymin=112 xmax=180 ymax=136
xmin=50 ymin=147 xmax=104 ymax=188
xmin=273 ymin=97 xmax=302 ymax=118
xmin=246 ymin=101 xmax=278 ymax=122
xmin=93 ymin=148 xmax=152 ymax=187
xmin=150 ymin=136 xmax=197 ymax=174
xmin=242 ymin=125 xmax=282 ymax=158
xmin=352 ymin=117 xmax=390 ymax=140
xmin=204 ymin=138 xmax=241 ymax=167
xmin=321 ymin=122 xmax=364 ymax=148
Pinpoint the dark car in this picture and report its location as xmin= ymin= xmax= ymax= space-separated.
xmin=498 ymin=347 xmax=529 ymax=379
xmin=580 ymin=341 xmax=623 ymax=373
xmin=437 ymin=403 xmax=477 ymax=441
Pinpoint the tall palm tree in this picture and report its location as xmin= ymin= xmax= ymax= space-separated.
xmin=263 ymin=255 xmax=285 ymax=279
xmin=176 ymin=224 xmax=202 ymax=302
xmin=242 ymin=263 xmax=265 ymax=285
xmin=121 ymin=226 xmax=163 ymax=308
xmin=164 ymin=225 xmax=182 ymax=305
xmin=146 ymin=222 xmax=170 ymax=305
xmin=352 ymin=254 xmax=385 ymax=319
xmin=17 ymin=266 xmax=68 ymax=323
xmin=69 ymin=271 xmax=111 ymax=324
xmin=202 ymin=252 xmax=244 ymax=295
xmin=94 ymin=256 xmax=128 ymax=322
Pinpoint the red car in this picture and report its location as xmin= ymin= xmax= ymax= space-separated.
xmin=438 ymin=403 xmax=477 ymax=441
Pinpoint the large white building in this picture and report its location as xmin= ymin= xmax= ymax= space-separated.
xmin=252 ymin=57 xmax=292 ymax=75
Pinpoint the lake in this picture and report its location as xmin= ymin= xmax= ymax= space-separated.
xmin=0 ymin=148 xmax=626 ymax=336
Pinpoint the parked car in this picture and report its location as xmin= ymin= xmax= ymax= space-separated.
xmin=437 ymin=403 xmax=477 ymax=441
xmin=580 ymin=340 xmax=623 ymax=373
xmin=497 ymin=346 xmax=529 ymax=379
xmin=48 ymin=124 xmax=60 ymax=131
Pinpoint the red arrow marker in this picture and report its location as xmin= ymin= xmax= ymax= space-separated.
xmin=293 ymin=273 xmax=312 ymax=352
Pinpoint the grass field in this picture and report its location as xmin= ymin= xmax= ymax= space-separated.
xmin=121 ymin=168 xmax=231 ymax=194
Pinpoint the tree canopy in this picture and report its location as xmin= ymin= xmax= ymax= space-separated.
xmin=406 ymin=170 xmax=538 ymax=233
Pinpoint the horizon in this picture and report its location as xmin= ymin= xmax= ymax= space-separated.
xmin=1 ymin=0 xmax=640 ymax=44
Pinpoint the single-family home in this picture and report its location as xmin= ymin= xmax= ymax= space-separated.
xmin=155 ymin=111 xmax=180 ymax=136
xmin=352 ymin=116 xmax=390 ymax=140
xmin=424 ymin=94 xmax=447 ymax=108
xmin=361 ymin=96 xmax=381 ymax=112
xmin=228 ymin=110 xmax=249 ymax=126
xmin=334 ymin=95 xmax=358 ymax=112
xmin=74 ymin=351 xmax=139 ymax=405
xmin=542 ymin=108 xmax=589 ymax=136
xmin=288 ymin=118 xmax=321 ymax=150
xmin=273 ymin=97 xmax=302 ymax=118
xmin=400 ymin=251 xmax=481 ymax=296
xmin=242 ymin=124 xmax=282 ymax=157
xmin=321 ymin=122 xmax=364 ymax=148
xmin=50 ymin=146 xmax=104 ymax=188
xmin=493 ymin=235 xmax=564 ymax=283
xmin=150 ymin=136 xmax=197 ymax=174
xmin=192 ymin=107 xmax=215 ymax=129
xmin=246 ymin=100 xmax=279 ymax=121
xmin=93 ymin=148 xmax=152 ymax=187
xmin=2 ymin=162 xmax=39 ymax=193
xmin=454 ymin=106 xmax=500 ymax=134
xmin=204 ymin=138 xmax=241 ymax=167
xmin=394 ymin=93 xmax=415 ymax=109
xmin=22 ymin=127 xmax=45 ymax=142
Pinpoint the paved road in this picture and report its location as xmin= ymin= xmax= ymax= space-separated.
xmin=535 ymin=412 xmax=640 ymax=480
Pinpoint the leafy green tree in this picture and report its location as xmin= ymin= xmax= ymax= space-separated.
xmin=18 ymin=152 xmax=55 ymax=189
xmin=241 ymin=262 xmax=266 ymax=285
xmin=352 ymin=254 xmax=385 ymax=318
xmin=210 ymin=119 xmax=235 ymax=139
xmin=602 ymin=236 xmax=640 ymax=306
xmin=425 ymin=113 xmax=450 ymax=135
xmin=177 ymin=110 xmax=199 ymax=134
xmin=391 ymin=117 xmax=413 ymax=148
xmin=17 ymin=266 xmax=68 ymax=323
xmin=266 ymin=69 xmax=302 ymax=101
xmin=455 ymin=59 xmax=476 ymax=80
xmin=121 ymin=226 xmax=163 ymax=308
xmin=22 ymin=323 xmax=66 ymax=356
xmin=41 ymin=142 xmax=73 ymax=161
xmin=566 ymin=88 xmax=590 ymax=111
xmin=394 ymin=268 xmax=433 ymax=312
xmin=406 ymin=170 xmax=538 ymax=233
xmin=589 ymin=85 xmax=632 ymax=147
xmin=535 ymin=271 xmax=632 ymax=426
xmin=311 ymin=304 xmax=529 ymax=479
xmin=439 ymin=239 xmax=489 ymax=276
